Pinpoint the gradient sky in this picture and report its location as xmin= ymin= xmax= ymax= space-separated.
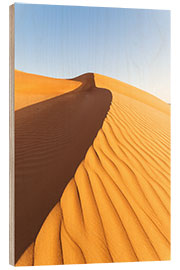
xmin=15 ymin=3 xmax=170 ymax=102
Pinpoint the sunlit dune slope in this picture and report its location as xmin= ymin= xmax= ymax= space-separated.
xmin=16 ymin=73 xmax=170 ymax=266
xmin=15 ymin=70 xmax=82 ymax=110
xmin=94 ymin=73 xmax=170 ymax=115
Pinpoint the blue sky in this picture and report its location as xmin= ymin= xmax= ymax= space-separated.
xmin=15 ymin=3 xmax=170 ymax=102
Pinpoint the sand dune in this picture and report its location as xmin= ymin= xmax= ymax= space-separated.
xmin=15 ymin=73 xmax=112 ymax=262
xmin=15 ymin=70 xmax=82 ymax=110
xmin=15 ymin=72 xmax=170 ymax=266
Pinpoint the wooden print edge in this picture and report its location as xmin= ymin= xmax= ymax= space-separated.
xmin=9 ymin=3 xmax=15 ymax=266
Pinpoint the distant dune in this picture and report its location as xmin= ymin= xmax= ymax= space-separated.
xmin=94 ymin=73 xmax=170 ymax=115
xmin=15 ymin=71 xmax=170 ymax=266
xmin=15 ymin=70 xmax=82 ymax=110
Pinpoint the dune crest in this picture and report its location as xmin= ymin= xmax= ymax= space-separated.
xmin=16 ymin=73 xmax=170 ymax=266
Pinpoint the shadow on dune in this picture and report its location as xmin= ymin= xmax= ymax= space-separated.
xmin=15 ymin=73 xmax=112 ymax=262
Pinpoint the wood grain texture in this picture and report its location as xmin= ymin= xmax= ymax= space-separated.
xmin=10 ymin=5 xmax=170 ymax=267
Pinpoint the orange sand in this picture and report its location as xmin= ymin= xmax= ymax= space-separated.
xmin=15 ymin=70 xmax=81 ymax=110
xmin=94 ymin=73 xmax=170 ymax=115
xmin=16 ymin=73 xmax=170 ymax=265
